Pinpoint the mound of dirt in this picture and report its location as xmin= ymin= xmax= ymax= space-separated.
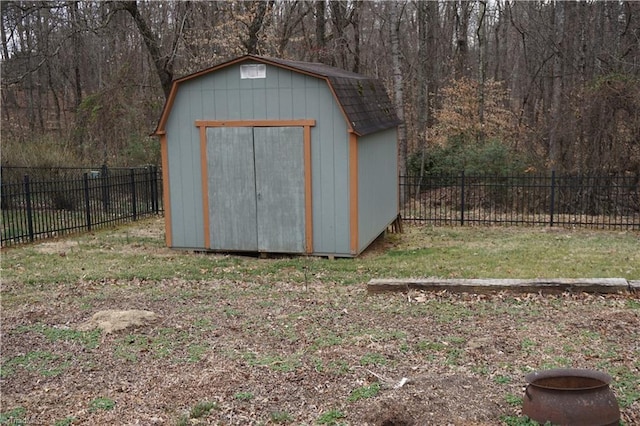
xmin=78 ymin=309 xmax=159 ymax=334
xmin=362 ymin=374 xmax=504 ymax=426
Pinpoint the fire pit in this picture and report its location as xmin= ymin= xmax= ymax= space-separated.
xmin=523 ymin=368 xmax=620 ymax=426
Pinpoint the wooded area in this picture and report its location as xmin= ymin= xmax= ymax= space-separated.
xmin=1 ymin=1 xmax=639 ymax=176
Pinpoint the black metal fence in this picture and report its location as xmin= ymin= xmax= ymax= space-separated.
xmin=1 ymin=165 xmax=162 ymax=247
xmin=400 ymin=172 xmax=640 ymax=230
xmin=3 ymin=167 xmax=638 ymax=247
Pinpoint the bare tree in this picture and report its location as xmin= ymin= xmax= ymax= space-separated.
xmin=390 ymin=1 xmax=407 ymax=189
xmin=238 ymin=1 xmax=273 ymax=55
xmin=117 ymin=1 xmax=185 ymax=98
xmin=313 ymin=0 xmax=328 ymax=62
xmin=454 ymin=0 xmax=471 ymax=79
xmin=477 ymin=0 xmax=488 ymax=143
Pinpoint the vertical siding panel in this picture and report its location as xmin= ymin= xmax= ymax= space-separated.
xmin=212 ymin=69 xmax=226 ymax=121
xmin=194 ymin=87 xmax=206 ymax=247
xmin=278 ymin=69 xmax=292 ymax=88
xmin=291 ymin=73 xmax=308 ymax=120
xmin=170 ymin=90 xmax=189 ymax=247
xmin=277 ymin=88 xmax=292 ymax=118
xmin=225 ymin=67 xmax=240 ymax=89
xmin=239 ymin=89 xmax=254 ymax=119
xmin=306 ymin=83 xmax=333 ymax=254
xmin=212 ymin=72 xmax=226 ymax=90
xmin=164 ymin=112 xmax=179 ymax=246
xmin=265 ymin=68 xmax=278 ymax=89
xmin=227 ymin=89 xmax=241 ymax=119
xmin=187 ymin=87 xmax=205 ymax=248
xmin=169 ymin=85 xmax=205 ymax=248
xmin=309 ymin=125 xmax=323 ymax=252
xmin=253 ymin=88 xmax=268 ymax=118
xmin=331 ymin=93 xmax=350 ymax=255
xmin=357 ymin=128 xmax=399 ymax=252
xmin=202 ymin=90 xmax=215 ymax=118
xmin=214 ymin=90 xmax=226 ymax=120
xmin=250 ymin=73 xmax=267 ymax=89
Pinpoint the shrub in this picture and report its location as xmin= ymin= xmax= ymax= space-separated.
xmin=408 ymin=137 xmax=529 ymax=177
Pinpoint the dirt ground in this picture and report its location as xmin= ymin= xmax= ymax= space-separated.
xmin=1 ymin=224 xmax=639 ymax=425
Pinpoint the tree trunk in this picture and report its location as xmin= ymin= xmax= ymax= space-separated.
xmin=548 ymin=1 xmax=565 ymax=170
xmin=119 ymin=1 xmax=173 ymax=99
xmin=242 ymin=1 xmax=271 ymax=55
xmin=314 ymin=0 xmax=328 ymax=63
xmin=417 ymin=0 xmax=428 ymax=179
xmin=477 ymin=0 xmax=487 ymax=143
xmin=70 ymin=1 xmax=83 ymax=109
xmin=329 ymin=1 xmax=348 ymax=68
xmin=0 ymin=1 xmax=10 ymax=61
xmin=454 ymin=0 xmax=470 ymax=79
xmin=390 ymin=1 xmax=407 ymax=200
xmin=351 ymin=1 xmax=361 ymax=73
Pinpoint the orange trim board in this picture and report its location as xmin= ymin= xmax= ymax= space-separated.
xmin=195 ymin=119 xmax=315 ymax=128
xmin=199 ymin=126 xmax=211 ymax=249
xmin=153 ymin=84 xmax=179 ymax=135
xmin=349 ymin=132 xmax=359 ymax=255
xmin=198 ymin=119 xmax=316 ymax=254
xmin=159 ymin=134 xmax=172 ymax=247
xmin=304 ymin=125 xmax=313 ymax=254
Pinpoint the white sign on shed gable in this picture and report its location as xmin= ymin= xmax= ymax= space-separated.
xmin=240 ymin=64 xmax=266 ymax=79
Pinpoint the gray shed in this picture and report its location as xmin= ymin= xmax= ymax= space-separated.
xmin=154 ymin=55 xmax=401 ymax=257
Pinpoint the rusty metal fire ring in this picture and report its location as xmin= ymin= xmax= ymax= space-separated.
xmin=523 ymin=368 xmax=620 ymax=426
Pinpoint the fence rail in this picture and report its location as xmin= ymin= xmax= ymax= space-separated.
xmin=400 ymin=172 xmax=640 ymax=230
xmin=1 ymin=166 xmax=162 ymax=247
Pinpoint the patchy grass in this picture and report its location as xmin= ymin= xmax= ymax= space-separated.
xmin=316 ymin=409 xmax=346 ymax=425
xmin=53 ymin=417 xmax=76 ymax=426
xmin=1 ymin=217 xmax=638 ymax=425
xmin=189 ymin=401 xmax=218 ymax=418
xmin=2 ymin=220 xmax=639 ymax=289
xmin=0 ymin=407 xmax=26 ymax=425
xmin=88 ymin=397 xmax=115 ymax=412
xmin=16 ymin=323 xmax=101 ymax=349
xmin=1 ymin=350 xmax=70 ymax=378
xmin=233 ymin=392 xmax=254 ymax=401
xmin=269 ymin=410 xmax=294 ymax=424
xmin=176 ymin=401 xmax=219 ymax=425
xmin=348 ymin=383 xmax=381 ymax=402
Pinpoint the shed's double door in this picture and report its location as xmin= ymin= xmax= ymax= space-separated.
xmin=206 ymin=127 xmax=305 ymax=253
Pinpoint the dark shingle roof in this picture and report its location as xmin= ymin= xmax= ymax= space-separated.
xmin=257 ymin=56 xmax=401 ymax=136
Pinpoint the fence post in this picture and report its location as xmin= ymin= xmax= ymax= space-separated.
xmin=24 ymin=175 xmax=35 ymax=242
xmin=101 ymin=164 xmax=110 ymax=214
xmin=84 ymin=173 xmax=92 ymax=232
xmin=152 ymin=165 xmax=159 ymax=214
xmin=146 ymin=166 xmax=152 ymax=213
xmin=549 ymin=170 xmax=556 ymax=227
xmin=460 ymin=170 xmax=465 ymax=225
xmin=130 ymin=168 xmax=137 ymax=220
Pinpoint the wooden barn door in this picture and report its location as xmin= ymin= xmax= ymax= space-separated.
xmin=206 ymin=126 xmax=305 ymax=253
xmin=254 ymin=127 xmax=305 ymax=253
xmin=207 ymin=127 xmax=258 ymax=251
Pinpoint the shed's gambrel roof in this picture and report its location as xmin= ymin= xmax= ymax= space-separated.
xmin=154 ymin=55 xmax=401 ymax=137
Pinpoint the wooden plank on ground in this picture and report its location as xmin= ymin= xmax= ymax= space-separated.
xmin=367 ymin=278 xmax=632 ymax=294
